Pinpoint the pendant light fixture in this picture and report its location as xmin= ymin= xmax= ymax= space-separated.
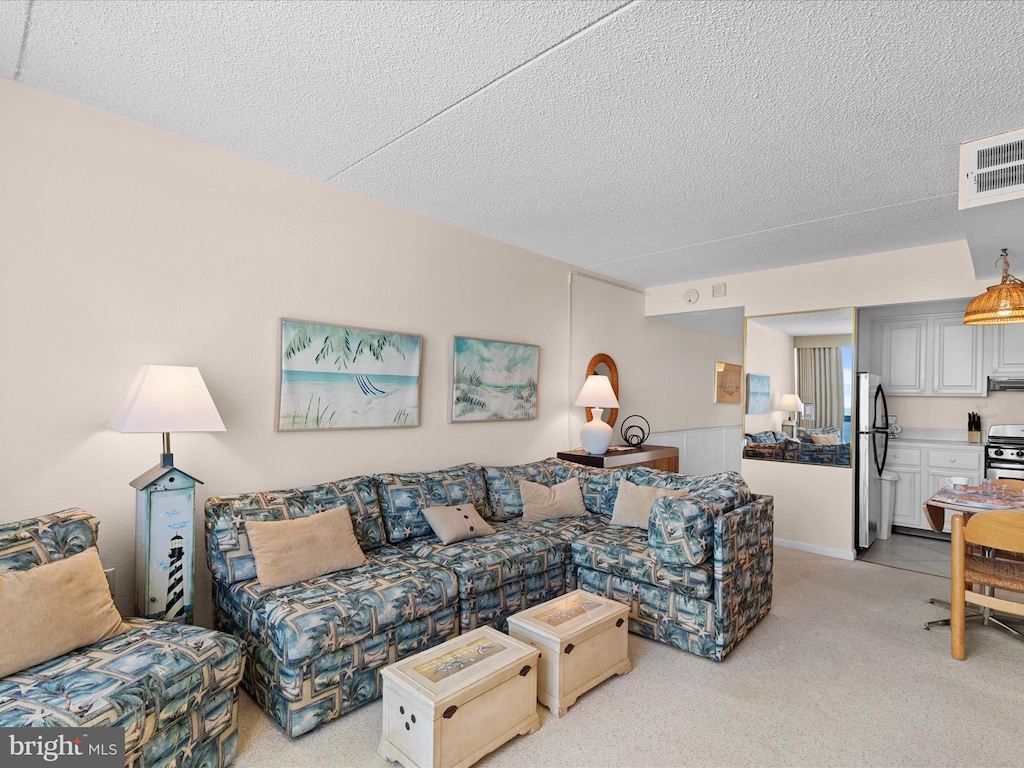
xmin=963 ymin=249 xmax=1024 ymax=325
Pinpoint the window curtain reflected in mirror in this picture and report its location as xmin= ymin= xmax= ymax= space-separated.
xmin=797 ymin=347 xmax=844 ymax=432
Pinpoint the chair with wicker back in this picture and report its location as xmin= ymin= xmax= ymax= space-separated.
xmin=950 ymin=511 xmax=1024 ymax=659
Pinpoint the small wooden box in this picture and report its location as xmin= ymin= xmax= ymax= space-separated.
xmin=507 ymin=589 xmax=631 ymax=717
xmin=379 ymin=626 xmax=541 ymax=768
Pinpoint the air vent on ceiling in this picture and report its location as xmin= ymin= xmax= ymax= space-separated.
xmin=958 ymin=128 xmax=1024 ymax=280
xmin=964 ymin=132 xmax=1024 ymax=201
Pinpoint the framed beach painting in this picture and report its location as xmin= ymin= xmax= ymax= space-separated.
xmin=745 ymin=373 xmax=771 ymax=415
xmin=450 ymin=336 xmax=540 ymax=422
xmin=277 ymin=319 xmax=422 ymax=431
xmin=714 ymin=362 xmax=742 ymax=404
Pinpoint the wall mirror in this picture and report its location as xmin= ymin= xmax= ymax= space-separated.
xmin=585 ymin=353 xmax=619 ymax=427
xmin=743 ymin=308 xmax=855 ymax=468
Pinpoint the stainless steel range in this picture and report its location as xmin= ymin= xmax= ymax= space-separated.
xmin=985 ymin=424 xmax=1024 ymax=481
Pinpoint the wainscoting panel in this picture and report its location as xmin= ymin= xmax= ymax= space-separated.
xmin=649 ymin=425 xmax=743 ymax=476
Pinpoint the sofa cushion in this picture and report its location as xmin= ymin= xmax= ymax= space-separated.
xmin=507 ymin=514 xmax=605 ymax=543
xmin=0 ymin=508 xmax=98 ymax=572
xmin=223 ymin=545 xmax=458 ymax=667
xmin=401 ymin=525 xmax=566 ymax=599
xmin=422 ymin=504 xmax=494 ymax=544
xmin=520 ymin=478 xmax=588 ymax=522
xmin=482 ymin=460 xmax=559 ymax=520
xmin=247 ymin=506 xmax=367 ymax=588
xmin=611 ymin=479 xmax=690 ymax=529
xmin=550 ymin=461 xmax=623 ymax=516
xmin=571 ymin=525 xmax=713 ymax=599
xmin=797 ymin=426 xmax=841 ymax=440
xmin=0 ymin=548 xmax=129 ymax=677
xmin=205 ymin=475 xmax=386 ymax=585
xmin=625 ymin=468 xmax=752 ymax=516
xmin=648 ymin=496 xmax=716 ymax=567
xmin=0 ymin=619 xmax=244 ymax=756
xmin=745 ymin=430 xmax=788 ymax=444
xmin=376 ymin=464 xmax=491 ymax=544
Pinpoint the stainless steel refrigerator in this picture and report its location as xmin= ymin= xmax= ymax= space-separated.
xmin=856 ymin=372 xmax=890 ymax=549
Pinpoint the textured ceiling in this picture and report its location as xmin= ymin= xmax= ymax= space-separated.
xmin=4 ymin=0 xmax=1024 ymax=287
xmin=748 ymin=309 xmax=854 ymax=337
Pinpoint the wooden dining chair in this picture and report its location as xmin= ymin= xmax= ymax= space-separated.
xmin=994 ymin=478 xmax=1024 ymax=492
xmin=950 ymin=511 xmax=1024 ymax=660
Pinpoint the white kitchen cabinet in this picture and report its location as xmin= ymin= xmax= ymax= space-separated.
xmin=875 ymin=313 xmax=984 ymax=397
xmin=987 ymin=323 xmax=1024 ymax=375
xmin=879 ymin=318 xmax=927 ymax=395
xmin=932 ymin=314 xmax=985 ymax=395
xmin=884 ymin=442 xmax=983 ymax=532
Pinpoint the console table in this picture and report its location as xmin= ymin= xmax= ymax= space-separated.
xmin=557 ymin=444 xmax=679 ymax=473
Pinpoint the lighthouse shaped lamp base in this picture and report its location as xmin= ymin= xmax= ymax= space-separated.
xmin=131 ymin=457 xmax=202 ymax=624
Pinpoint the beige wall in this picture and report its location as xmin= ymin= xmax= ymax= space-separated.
xmin=0 ymin=80 xmax=741 ymax=624
xmin=647 ymin=242 xmax=991 ymax=559
xmin=742 ymin=322 xmax=795 ymax=434
xmin=0 ymin=80 xmax=584 ymax=624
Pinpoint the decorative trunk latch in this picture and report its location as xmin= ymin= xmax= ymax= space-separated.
xmin=442 ymin=705 xmax=458 ymax=719
xmin=519 ymin=665 xmax=531 ymax=676
xmin=616 ymin=618 xmax=625 ymax=627
xmin=564 ymin=643 xmax=575 ymax=654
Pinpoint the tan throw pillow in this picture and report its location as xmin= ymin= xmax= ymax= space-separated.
xmin=422 ymin=504 xmax=495 ymax=545
xmin=247 ymin=506 xmax=367 ymax=588
xmin=0 ymin=547 xmax=129 ymax=678
xmin=520 ymin=478 xmax=588 ymax=522
xmin=611 ymin=479 xmax=690 ymax=529
xmin=811 ymin=432 xmax=840 ymax=445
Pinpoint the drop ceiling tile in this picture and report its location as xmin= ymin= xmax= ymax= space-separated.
xmin=16 ymin=0 xmax=622 ymax=180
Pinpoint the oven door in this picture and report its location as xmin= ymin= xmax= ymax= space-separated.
xmin=985 ymin=463 xmax=1024 ymax=481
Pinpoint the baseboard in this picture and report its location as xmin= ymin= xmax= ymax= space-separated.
xmin=774 ymin=537 xmax=856 ymax=561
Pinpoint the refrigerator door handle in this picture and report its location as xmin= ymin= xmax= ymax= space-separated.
xmin=872 ymin=384 xmax=889 ymax=475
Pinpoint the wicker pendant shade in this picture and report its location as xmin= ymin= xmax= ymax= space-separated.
xmin=963 ymin=249 xmax=1024 ymax=325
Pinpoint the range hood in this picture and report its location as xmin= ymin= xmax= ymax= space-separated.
xmin=959 ymin=128 xmax=1024 ymax=281
xmin=989 ymin=375 xmax=1024 ymax=392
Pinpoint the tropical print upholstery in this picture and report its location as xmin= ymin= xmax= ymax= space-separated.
xmin=482 ymin=460 xmax=560 ymax=520
xmin=577 ymin=493 xmax=774 ymax=661
xmin=1 ymin=512 xmax=245 ymax=768
xmin=744 ymin=430 xmax=790 ymax=444
xmin=205 ymin=460 xmax=774 ymax=738
xmin=401 ymin=524 xmax=567 ymax=630
xmin=625 ymin=468 xmax=753 ymax=516
xmin=205 ymin=475 xmax=387 ymax=584
xmin=796 ymin=426 xmax=842 ymax=439
xmin=221 ymin=545 xmax=458 ymax=667
xmin=0 ymin=508 xmax=98 ymax=572
xmin=376 ymin=464 xmax=491 ymax=543
xmin=571 ymin=524 xmax=713 ymax=599
xmin=210 ymin=544 xmax=459 ymax=737
xmin=742 ymin=440 xmax=851 ymax=466
xmin=647 ymin=496 xmax=715 ymax=567
xmin=550 ymin=461 xmax=623 ymax=516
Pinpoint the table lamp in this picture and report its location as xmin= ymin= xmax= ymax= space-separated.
xmin=778 ymin=393 xmax=804 ymax=425
xmin=109 ymin=365 xmax=225 ymax=623
xmin=574 ymin=374 xmax=620 ymax=455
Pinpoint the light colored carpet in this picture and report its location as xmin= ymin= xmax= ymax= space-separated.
xmin=232 ymin=548 xmax=1023 ymax=768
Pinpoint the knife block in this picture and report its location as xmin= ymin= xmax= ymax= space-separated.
xmin=968 ymin=430 xmax=981 ymax=444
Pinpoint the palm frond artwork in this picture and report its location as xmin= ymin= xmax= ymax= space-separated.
xmin=278 ymin=319 xmax=422 ymax=431
xmin=450 ymin=337 xmax=540 ymax=423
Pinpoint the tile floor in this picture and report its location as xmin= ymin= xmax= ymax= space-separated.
xmin=858 ymin=532 xmax=951 ymax=578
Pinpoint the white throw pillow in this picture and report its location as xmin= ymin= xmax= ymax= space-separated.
xmin=610 ymin=479 xmax=690 ymax=529
xmin=520 ymin=478 xmax=588 ymax=522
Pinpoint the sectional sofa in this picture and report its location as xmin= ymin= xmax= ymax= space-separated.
xmin=0 ymin=509 xmax=245 ymax=767
xmin=204 ymin=458 xmax=774 ymax=737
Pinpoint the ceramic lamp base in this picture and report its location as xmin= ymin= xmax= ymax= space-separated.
xmin=580 ymin=408 xmax=613 ymax=455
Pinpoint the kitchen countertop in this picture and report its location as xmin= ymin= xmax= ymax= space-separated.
xmin=887 ymin=428 xmax=982 ymax=447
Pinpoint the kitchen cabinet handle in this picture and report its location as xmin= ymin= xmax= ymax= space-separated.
xmin=950 ymin=458 xmax=956 ymax=463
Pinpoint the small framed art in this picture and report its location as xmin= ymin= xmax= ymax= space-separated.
xmin=745 ymin=373 xmax=771 ymax=415
xmin=450 ymin=336 xmax=539 ymax=422
xmin=714 ymin=362 xmax=742 ymax=404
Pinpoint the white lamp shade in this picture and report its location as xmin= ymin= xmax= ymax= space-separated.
xmin=574 ymin=375 xmax=620 ymax=409
xmin=109 ymin=365 xmax=226 ymax=433
xmin=777 ymin=394 xmax=804 ymax=414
